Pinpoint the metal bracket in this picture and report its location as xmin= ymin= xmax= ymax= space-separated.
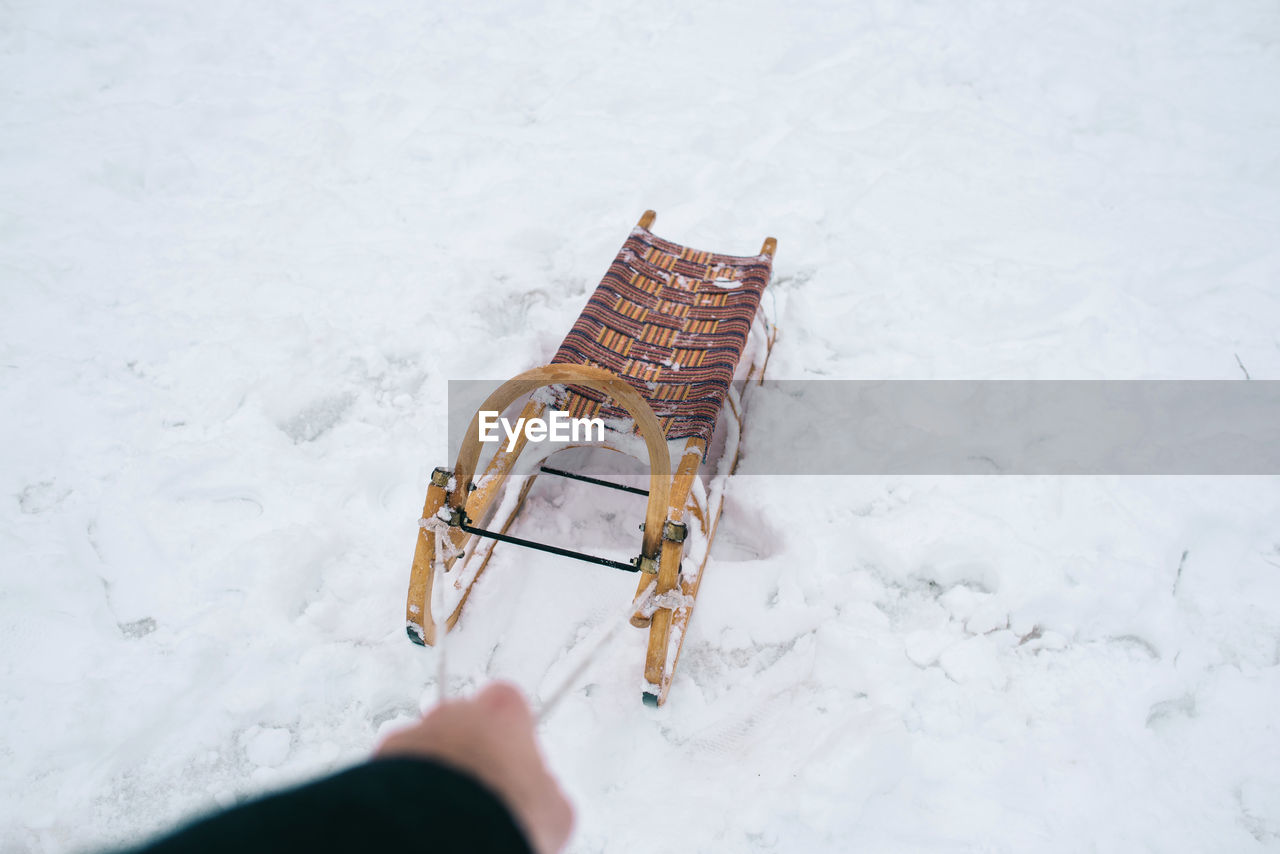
xmin=634 ymin=555 xmax=659 ymax=575
xmin=662 ymin=521 xmax=687 ymax=543
xmin=430 ymin=467 xmax=452 ymax=488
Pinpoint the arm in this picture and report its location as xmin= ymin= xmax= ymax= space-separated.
xmin=129 ymin=757 xmax=533 ymax=854
xmin=123 ymin=683 xmax=573 ymax=854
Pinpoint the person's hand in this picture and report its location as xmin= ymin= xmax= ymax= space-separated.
xmin=375 ymin=682 xmax=574 ymax=854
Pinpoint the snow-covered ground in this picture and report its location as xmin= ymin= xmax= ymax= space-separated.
xmin=4 ymin=0 xmax=1280 ymax=851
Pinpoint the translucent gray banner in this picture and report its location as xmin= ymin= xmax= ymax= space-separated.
xmin=446 ymin=380 xmax=1280 ymax=474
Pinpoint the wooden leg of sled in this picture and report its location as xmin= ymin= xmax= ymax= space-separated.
xmin=405 ymin=474 xmax=449 ymax=644
xmin=642 ymin=529 xmax=711 ymax=706
xmin=642 ymin=532 xmax=685 ymax=703
xmin=632 ymin=437 xmax=704 ymax=628
xmin=638 ymin=438 xmax=706 ymax=705
xmin=405 ymin=400 xmax=544 ymax=645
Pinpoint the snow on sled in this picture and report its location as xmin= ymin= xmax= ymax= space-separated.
xmin=405 ymin=210 xmax=777 ymax=706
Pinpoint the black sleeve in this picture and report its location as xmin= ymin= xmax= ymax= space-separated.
xmin=119 ymin=757 xmax=534 ymax=854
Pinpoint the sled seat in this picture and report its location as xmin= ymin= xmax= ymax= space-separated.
xmin=549 ymin=214 xmax=774 ymax=443
xmin=406 ymin=210 xmax=777 ymax=705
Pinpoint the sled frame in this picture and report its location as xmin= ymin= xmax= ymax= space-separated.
xmin=405 ymin=211 xmax=777 ymax=705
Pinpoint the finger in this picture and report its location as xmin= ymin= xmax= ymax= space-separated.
xmin=475 ymin=681 xmax=533 ymax=720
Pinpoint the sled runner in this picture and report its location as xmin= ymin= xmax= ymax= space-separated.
xmin=405 ymin=211 xmax=777 ymax=705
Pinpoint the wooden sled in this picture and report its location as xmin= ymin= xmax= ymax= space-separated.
xmin=405 ymin=210 xmax=777 ymax=705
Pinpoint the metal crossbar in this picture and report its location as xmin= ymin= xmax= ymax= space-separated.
xmin=456 ymin=465 xmax=651 ymax=572
xmin=538 ymin=465 xmax=649 ymax=497
xmin=458 ymin=520 xmax=640 ymax=573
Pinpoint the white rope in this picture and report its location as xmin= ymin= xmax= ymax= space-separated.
xmin=534 ymin=581 xmax=656 ymax=724
xmin=429 ymin=546 xmax=452 ymax=704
